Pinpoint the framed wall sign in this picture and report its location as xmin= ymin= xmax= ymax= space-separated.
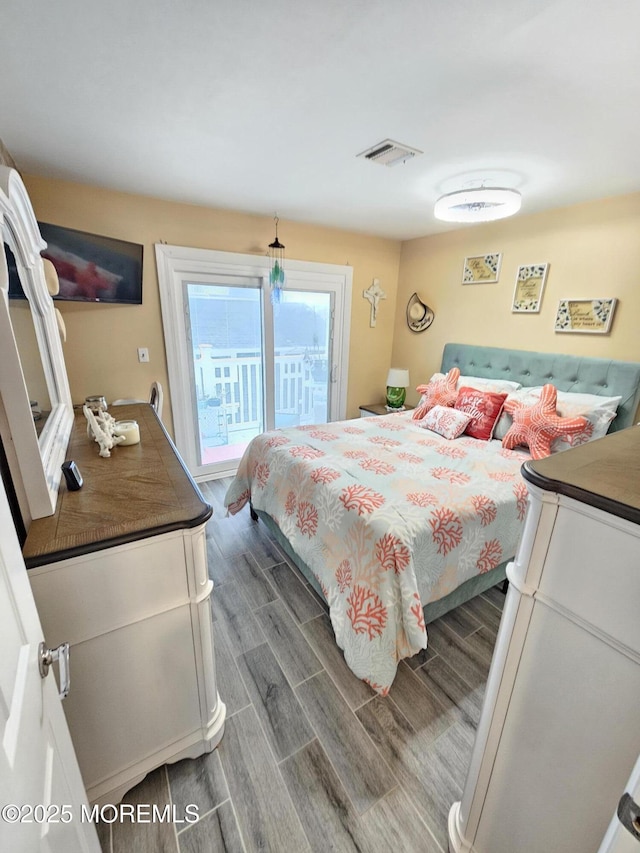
xmin=554 ymin=298 xmax=617 ymax=334
xmin=511 ymin=264 xmax=549 ymax=314
xmin=462 ymin=254 xmax=502 ymax=284
xmin=512 ymin=263 xmax=549 ymax=313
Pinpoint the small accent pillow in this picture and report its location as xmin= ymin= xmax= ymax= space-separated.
xmin=501 ymin=384 xmax=589 ymax=460
xmin=454 ymin=387 xmax=508 ymax=441
xmin=417 ymin=405 xmax=472 ymax=439
xmin=412 ymin=367 xmax=460 ymax=420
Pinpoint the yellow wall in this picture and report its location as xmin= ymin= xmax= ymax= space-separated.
xmin=24 ymin=174 xmax=402 ymax=434
xmin=20 ymin=173 xmax=640 ymax=437
xmin=392 ymin=193 xmax=640 ymax=406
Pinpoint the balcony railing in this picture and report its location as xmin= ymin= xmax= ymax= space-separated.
xmin=194 ymin=351 xmax=327 ymax=446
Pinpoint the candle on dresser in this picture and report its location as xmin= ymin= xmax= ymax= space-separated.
xmin=114 ymin=420 xmax=140 ymax=446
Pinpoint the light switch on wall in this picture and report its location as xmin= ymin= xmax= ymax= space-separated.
xmin=137 ymin=347 xmax=150 ymax=363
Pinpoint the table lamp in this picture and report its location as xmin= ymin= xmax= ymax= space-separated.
xmin=386 ymin=368 xmax=410 ymax=409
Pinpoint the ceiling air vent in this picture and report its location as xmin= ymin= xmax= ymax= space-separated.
xmin=357 ymin=139 xmax=422 ymax=167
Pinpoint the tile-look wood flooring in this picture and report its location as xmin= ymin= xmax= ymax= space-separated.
xmin=97 ymin=479 xmax=505 ymax=853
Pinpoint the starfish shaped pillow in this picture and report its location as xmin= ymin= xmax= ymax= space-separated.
xmin=501 ymin=383 xmax=589 ymax=460
xmin=412 ymin=367 xmax=460 ymax=420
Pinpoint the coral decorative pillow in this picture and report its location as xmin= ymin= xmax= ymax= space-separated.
xmin=418 ymin=405 xmax=472 ymax=439
xmin=494 ymin=388 xmax=621 ymax=446
xmin=454 ymin=387 xmax=508 ymax=441
xmin=493 ymin=388 xmax=541 ymax=440
xmin=412 ymin=367 xmax=460 ymax=420
xmin=501 ymin=384 xmax=589 ymax=460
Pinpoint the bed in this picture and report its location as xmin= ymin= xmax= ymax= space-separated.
xmin=225 ymin=343 xmax=640 ymax=694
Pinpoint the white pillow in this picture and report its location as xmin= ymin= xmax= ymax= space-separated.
xmin=418 ymin=405 xmax=473 ymax=439
xmin=551 ymin=390 xmax=622 ymax=450
xmin=494 ymin=387 xmax=622 ymax=449
xmin=429 ymin=372 xmax=522 ymax=394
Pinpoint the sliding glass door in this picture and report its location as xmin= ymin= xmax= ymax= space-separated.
xmin=273 ymin=289 xmax=331 ymax=429
xmin=156 ymin=246 xmax=351 ymax=481
xmin=183 ymin=278 xmax=335 ymax=476
xmin=187 ymin=281 xmax=264 ymax=469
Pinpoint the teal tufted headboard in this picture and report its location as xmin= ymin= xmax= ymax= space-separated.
xmin=440 ymin=343 xmax=640 ymax=432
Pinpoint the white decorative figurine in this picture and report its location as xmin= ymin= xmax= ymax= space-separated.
xmin=363 ymin=278 xmax=387 ymax=327
xmin=83 ymin=406 xmax=127 ymax=457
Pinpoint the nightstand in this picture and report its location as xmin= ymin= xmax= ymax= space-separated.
xmin=359 ymin=403 xmax=413 ymax=417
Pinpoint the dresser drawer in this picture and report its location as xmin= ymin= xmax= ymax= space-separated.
xmin=29 ymin=530 xmax=191 ymax=646
xmin=537 ymin=497 xmax=640 ymax=652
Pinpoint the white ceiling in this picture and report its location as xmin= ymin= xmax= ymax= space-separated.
xmin=2 ymin=0 xmax=640 ymax=240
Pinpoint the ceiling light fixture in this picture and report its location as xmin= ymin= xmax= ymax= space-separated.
xmin=434 ymin=187 xmax=521 ymax=223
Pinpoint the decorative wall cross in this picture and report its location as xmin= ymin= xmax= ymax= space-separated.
xmin=363 ymin=278 xmax=386 ymax=327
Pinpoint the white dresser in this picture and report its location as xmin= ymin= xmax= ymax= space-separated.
xmin=23 ymin=404 xmax=226 ymax=806
xmin=449 ymin=426 xmax=640 ymax=853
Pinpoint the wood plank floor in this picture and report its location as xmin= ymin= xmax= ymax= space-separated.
xmin=98 ymin=478 xmax=506 ymax=853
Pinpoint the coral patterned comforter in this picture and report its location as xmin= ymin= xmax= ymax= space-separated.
xmin=225 ymin=412 xmax=530 ymax=694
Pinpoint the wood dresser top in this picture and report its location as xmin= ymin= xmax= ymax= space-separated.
xmin=23 ymin=404 xmax=212 ymax=568
xmin=522 ymin=425 xmax=640 ymax=526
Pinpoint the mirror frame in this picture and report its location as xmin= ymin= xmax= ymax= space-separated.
xmin=0 ymin=166 xmax=73 ymax=520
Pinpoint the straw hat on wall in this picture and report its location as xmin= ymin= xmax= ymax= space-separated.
xmin=406 ymin=292 xmax=434 ymax=332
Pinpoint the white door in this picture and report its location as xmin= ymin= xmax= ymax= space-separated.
xmin=156 ymin=245 xmax=352 ymax=481
xmin=0 ymin=480 xmax=99 ymax=853
xmin=183 ymin=278 xmax=336 ymax=478
xmin=598 ymin=755 xmax=640 ymax=853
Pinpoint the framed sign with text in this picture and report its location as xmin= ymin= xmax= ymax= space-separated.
xmin=462 ymin=254 xmax=502 ymax=284
xmin=512 ymin=263 xmax=548 ymax=313
xmin=554 ymin=298 xmax=617 ymax=334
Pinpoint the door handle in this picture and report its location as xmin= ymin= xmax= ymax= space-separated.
xmin=39 ymin=641 xmax=71 ymax=700
xmin=617 ymin=793 xmax=640 ymax=841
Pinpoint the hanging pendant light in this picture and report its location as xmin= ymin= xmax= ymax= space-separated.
xmin=268 ymin=215 xmax=285 ymax=304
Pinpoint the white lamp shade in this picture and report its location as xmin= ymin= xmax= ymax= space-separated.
xmin=386 ymin=368 xmax=410 ymax=387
